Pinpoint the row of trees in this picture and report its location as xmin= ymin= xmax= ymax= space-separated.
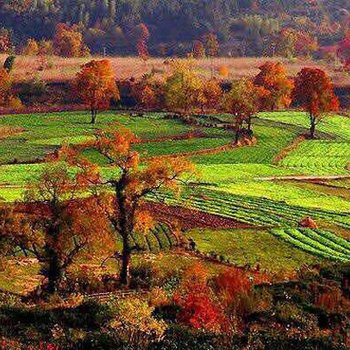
xmin=74 ymin=59 xmax=339 ymax=140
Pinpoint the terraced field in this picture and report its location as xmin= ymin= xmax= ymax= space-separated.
xmin=149 ymin=188 xmax=350 ymax=229
xmin=0 ymin=110 xmax=349 ymax=270
xmin=280 ymin=141 xmax=350 ymax=175
xmin=192 ymin=123 xmax=298 ymax=165
xmin=271 ymin=228 xmax=350 ymax=262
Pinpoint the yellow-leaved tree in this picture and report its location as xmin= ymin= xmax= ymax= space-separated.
xmin=164 ymin=59 xmax=204 ymax=115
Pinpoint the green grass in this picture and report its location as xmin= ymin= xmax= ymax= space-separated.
xmin=187 ymin=228 xmax=320 ymax=272
xmin=191 ymin=124 xmax=298 ymax=165
xmin=0 ymin=111 xmax=192 ymax=164
xmin=259 ymin=112 xmax=350 ymax=141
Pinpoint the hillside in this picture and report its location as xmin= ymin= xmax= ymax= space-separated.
xmin=1 ymin=0 xmax=350 ymax=56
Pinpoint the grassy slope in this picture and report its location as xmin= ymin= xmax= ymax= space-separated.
xmin=187 ymin=228 xmax=319 ymax=272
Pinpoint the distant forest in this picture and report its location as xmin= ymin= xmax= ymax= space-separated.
xmin=0 ymin=0 xmax=350 ymax=56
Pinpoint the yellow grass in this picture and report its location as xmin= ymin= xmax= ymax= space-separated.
xmin=1 ymin=54 xmax=349 ymax=86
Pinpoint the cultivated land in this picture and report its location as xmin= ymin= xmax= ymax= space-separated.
xmin=0 ymin=110 xmax=349 ymax=294
xmin=2 ymin=54 xmax=350 ymax=86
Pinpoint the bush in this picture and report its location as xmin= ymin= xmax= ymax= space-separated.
xmin=106 ymin=297 xmax=168 ymax=348
xmin=18 ymin=77 xmax=47 ymax=105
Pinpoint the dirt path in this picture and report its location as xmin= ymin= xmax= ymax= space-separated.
xmin=255 ymin=175 xmax=350 ymax=182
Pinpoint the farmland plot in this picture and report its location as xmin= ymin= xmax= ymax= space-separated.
xmin=280 ymin=141 xmax=350 ymax=175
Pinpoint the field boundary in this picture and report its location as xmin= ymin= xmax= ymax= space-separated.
xmin=272 ymin=134 xmax=306 ymax=165
xmin=145 ymin=138 xmax=256 ymax=160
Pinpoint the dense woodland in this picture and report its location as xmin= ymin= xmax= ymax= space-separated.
xmin=0 ymin=0 xmax=350 ymax=56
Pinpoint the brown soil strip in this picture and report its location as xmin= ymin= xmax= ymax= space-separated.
xmin=272 ymin=134 xmax=306 ymax=165
xmin=0 ymin=126 xmax=25 ymax=139
xmin=145 ymin=138 xmax=256 ymax=161
xmin=135 ymin=130 xmax=208 ymax=144
xmin=256 ymin=175 xmax=350 ymax=182
xmin=144 ymin=201 xmax=252 ymax=230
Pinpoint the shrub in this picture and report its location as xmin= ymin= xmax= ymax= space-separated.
xmin=106 ymin=297 xmax=168 ymax=347
xmin=174 ymin=264 xmax=227 ymax=333
xmin=18 ymin=77 xmax=47 ymax=105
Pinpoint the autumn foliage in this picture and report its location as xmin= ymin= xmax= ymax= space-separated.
xmin=165 ymin=60 xmax=203 ymax=115
xmin=223 ymin=78 xmax=268 ymax=143
xmin=292 ymin=68 xmax=339 ymax=138
xmin=63 ymin=127 xmax=194 ymax=286
xmin=254 ymin=61 xmax=294 ymax=111
xmin=53 ymin=23 xmax=90 ymax=57
xmin=174 ymin=264 xmax=227 ymax=333
xmin=74 ymin=59 xmax=120 ymax=124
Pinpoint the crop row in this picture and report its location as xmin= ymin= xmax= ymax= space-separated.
xmin=131 ymin=222 xmax=179 ymax=253
xmin=148 ymin=187 xmax=350 ymax=228
xmin=280 ymin=141 xmax=350 ymax=174
xmin=271 ymin=228 xmax=350 ymax=262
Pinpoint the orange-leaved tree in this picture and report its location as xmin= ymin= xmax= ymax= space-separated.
xmin=254 ymin=61 xmax=294 ymax=111
xmin=22 ymin=163 xmax=112 ymax=297
xmin=74 ymin=59 xmax=120 ymax=124
xmin=131 ymin=74 xmax=163 ymax=111
xmin=64 ymin=127 xmax=194 ymax=286
xmin=292 ymin=68 xmax=339 ymax=139
xmin=223 ymin=78 xmax=268 ymax=143
xmin=53 ymin=23 xmax=90 ymax=57
xmin=200 ymin=78 xmax=223 ymax=113
xmin=192 ymin=40 xmax=206 ymax=59
xmin=0 ymin=68 xmax=12 ymax=106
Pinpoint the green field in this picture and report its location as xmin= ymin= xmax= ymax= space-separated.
xmin=0 ymin=110 xmax=349 ymax=273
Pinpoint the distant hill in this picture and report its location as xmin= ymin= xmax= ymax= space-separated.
xmin=0 ymin=0 xmax=350 ymax=56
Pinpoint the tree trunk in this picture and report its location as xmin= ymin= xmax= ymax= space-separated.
xmin=91 ymin=109 xmax=97 ymax=124
xmin=115 ymin=177 xmax=133 ymax=287
xmin=247 ymin=116 xmax=252 ymax=131
xmin=310 ymin=114 xmax=316 ymax=139
xmin=46 ymin=250 xmax=64 ymax=295
xmin=234 ymin=128 xmax=240 ymax=144
xmin=119 ymin=241 xmax=131 ymax=287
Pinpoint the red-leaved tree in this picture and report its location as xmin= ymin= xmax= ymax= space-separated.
xmin=292 ymin=68 xmax=339 ymax=139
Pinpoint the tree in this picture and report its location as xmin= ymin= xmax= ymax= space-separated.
xmin=0 ymin=205 xmax=31 ymax=268
xmin=338 ymin=34 xmax=350 ymax=64
xmin=0 ymin=68 xmax=13 ymax=106
xmin=204 ymin=33 xmax=219 ymax=78
xmin=292 ymin=68 xmax=339 ymax=139
xmin=200 ymin=78 xmax=222 ymax=113
xmin=21 ymin=163 xmax=111 ymax=297
xmin=223 ymin=78 xmax=267 ymax=143
xmin=74 ymin=59 xmax=120 ymax=124
xmin=64 ymin=127 xmax=194 ymax=287
xmin=0 ymin=28 xmax=12 ymax=53
xmin=174 ymin=263 xmax=227 ymax=333
xmin=107 ymin=297 xmax=167 ymax=346
xmin=131 ymin=75 xmax=162 ymax=110
xmin=132 ymin=23 xmax=150 ymax=61
xmin=254 ymin=61 xmax=294 ymax=111
xmin=164 ymin=60 xmax=203 ymax=115
xmin=53 ymin=23 xmax=90 ymax=57
xmin=192 ymin=40 xmax=205 ymax=59
xmin=22 ymin=38 xmax=39 ymax=56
